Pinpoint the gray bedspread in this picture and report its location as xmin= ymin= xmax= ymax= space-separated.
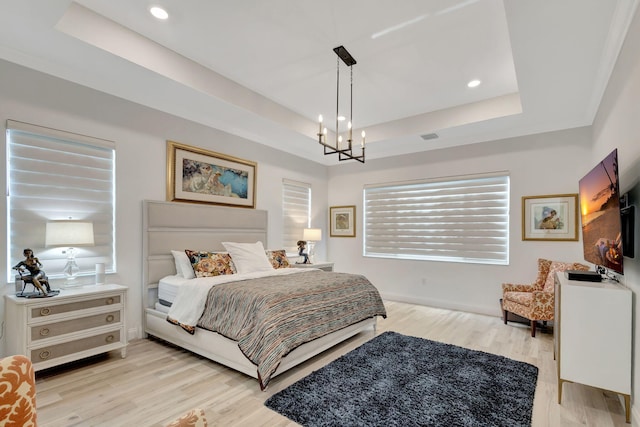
xmin=196 ymin=270 xmax=387 ymax=389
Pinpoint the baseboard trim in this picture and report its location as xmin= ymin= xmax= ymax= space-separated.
xmin=380 ymin=292 xmax=498 ymax=318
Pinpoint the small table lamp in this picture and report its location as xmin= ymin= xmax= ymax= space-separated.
xmin=46 ymin=220 xmax=94 ymax=285
xmin=303 ymin=228 xmax=322 ymax=264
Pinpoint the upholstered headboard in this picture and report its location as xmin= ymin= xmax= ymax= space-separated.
xmin=142 ymin=200 xmax=268 ymax=309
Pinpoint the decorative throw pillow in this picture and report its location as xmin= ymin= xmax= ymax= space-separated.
xmin=0 ymin=355 xmax=37 ymax=427
xmin=171 ymin=250 xmax=196 ymax=279
xmin=222 ymin=241 xmax=274 ymax=274
xmin=266 ymin=249 xmax=290 ymax=269
xmin=165 ymin=407 xmax=208 ymax=427
xmin=184 ymin=250 xmax=235 ymax=278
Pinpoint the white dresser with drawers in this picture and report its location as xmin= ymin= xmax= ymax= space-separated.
xmin=3 ymin=284 xmax=127 ymax=371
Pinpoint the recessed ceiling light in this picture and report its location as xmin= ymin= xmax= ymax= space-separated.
xmin=337 ymin=116 xmax=346 ymax=121
xmin=150 ymin=6 xmax=169 ymax=20
xmin=467 ymin=79 xmax=481 ymax=88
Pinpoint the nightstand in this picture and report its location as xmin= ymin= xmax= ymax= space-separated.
xmin=3 ymin=284 xmax=128 ymax=371
xmin=291 ymin=262 xmax=334 ymax=272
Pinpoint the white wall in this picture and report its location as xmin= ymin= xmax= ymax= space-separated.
xmin=592 ymin=4 xmax=640 ymax=420
xmin=328 ymin=127 xmax=593 ymax=316
xmin=0 ymin=59 xmax=328 ymax=353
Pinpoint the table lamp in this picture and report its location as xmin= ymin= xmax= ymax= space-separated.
xmin=303 ymin=228 xmax=322 ymax=264
xmin=46 ymin=220 xmax=94 ymax=285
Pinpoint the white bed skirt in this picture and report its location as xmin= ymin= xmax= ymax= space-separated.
xmin=145 ymin=307 xmax=376 ymax=384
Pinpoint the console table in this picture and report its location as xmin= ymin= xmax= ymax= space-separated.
xmin=554 ymin=273 xmax=631 ymax=423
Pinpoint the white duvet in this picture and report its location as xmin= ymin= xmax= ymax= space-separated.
xmin=166 ymin=268 xmax=311 ymax=329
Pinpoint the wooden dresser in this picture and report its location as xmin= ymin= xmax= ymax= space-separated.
xmin=3 ymin=284 xmax=128 ymax=371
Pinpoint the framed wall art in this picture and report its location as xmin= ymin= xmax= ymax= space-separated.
xmin=522 ymin=194 xmax=578 ymax=241
xmin=330 ymin=205 xmax=356 ymax=237
xmin=167 ymin=140 xmax=257 ymax=208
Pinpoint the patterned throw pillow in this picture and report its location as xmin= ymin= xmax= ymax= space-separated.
xmin=0 ymin=355 xmax=37 ymax=427
xmin=184 ymin=250 xmax=235 ymax=278
xmin=165 ymin=407 xmax=208 ymax=427
xmin=266 ymin=249 xmax=290 ymax=269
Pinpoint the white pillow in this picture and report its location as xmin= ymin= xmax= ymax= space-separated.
xmin=171 ymin=250 xmax=195 ymax=279
xmin=222 ymin=241 xmax=274 ymax=274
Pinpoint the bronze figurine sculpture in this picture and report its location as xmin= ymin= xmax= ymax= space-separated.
xmin=13 ymin=248 xmax=51 ymax=295
xmin=297 ymin=240 xmax=310 ymax=264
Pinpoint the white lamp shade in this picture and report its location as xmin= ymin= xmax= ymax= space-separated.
xmin=303 ymin=228 xmax=322 ymax=241
xmin=45 ymin=221 xmax=95 ymax=246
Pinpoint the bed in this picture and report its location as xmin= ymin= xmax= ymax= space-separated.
xmin=142 ymin=200 xmax=386 ymax=390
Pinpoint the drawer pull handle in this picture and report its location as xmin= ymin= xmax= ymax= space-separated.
xmin=39 ymin=350 xmax=51 ymax=360
xmin=40 ymin=307 xmax=51 ymax=316
xmin=39 ymin=328 xmax=50 ymax=337
xmin=106 ymin=335 xmax=115 ymax=343
xmin=106 ymin=298 xmax=115 ymax=305
xmin=106 ymin=314 xmax=115 ymax=323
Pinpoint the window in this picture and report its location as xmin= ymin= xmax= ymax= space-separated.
xmin=6 ymin=120 xmax=116 ymax=280
xmin=282 ymin=179 xmax=310 ymax=252
xmin=364 ymin=173 xmax=509 ymax=265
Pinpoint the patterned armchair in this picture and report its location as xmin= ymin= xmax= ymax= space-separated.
xmin=502 ymin=258 xmax=589 ymax=337
xmin=0 ymin=355 xmax=37 ymax=427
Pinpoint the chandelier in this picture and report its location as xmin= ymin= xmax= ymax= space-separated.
xmin=317 ymin=46 xmax=366 ymax=163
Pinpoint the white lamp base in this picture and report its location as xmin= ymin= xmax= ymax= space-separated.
xmin=61 ymin=248 xmax=81 ymax=288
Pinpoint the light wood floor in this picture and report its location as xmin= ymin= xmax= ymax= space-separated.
xmin=35 ymin=301 xmax=629 ymax=426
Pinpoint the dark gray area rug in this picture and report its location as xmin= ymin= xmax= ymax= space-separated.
xmin=265 ymin=331 xmax=538 ymax=427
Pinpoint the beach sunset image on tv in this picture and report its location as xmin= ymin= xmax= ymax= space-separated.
xmin=578 ymin=149 xmax=623 ymax=273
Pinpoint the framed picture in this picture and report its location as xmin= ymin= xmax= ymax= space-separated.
xmin=167 ymin=140 xmax=257 ymax=208
xmin=522 ymin=194 xmax=579 ymax=241
xmin=330 ymin=205 xmax=356 ymax=237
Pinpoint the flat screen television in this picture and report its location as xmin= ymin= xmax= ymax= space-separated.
xmin=578 ymin=149 xmax=624 ymax=274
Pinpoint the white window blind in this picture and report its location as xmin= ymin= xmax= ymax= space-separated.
xmin=282 ymin=179 xmax=311 ymax=252
xmin=6 ymin=120 xmax=116 ymax=280
xmin=364 ymin=173 xmax=509 ymax=265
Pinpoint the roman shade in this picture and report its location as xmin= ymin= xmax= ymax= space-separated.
xmin=364 ymin=172 xmax=510 ymax=265
xmin=282 ymin=179 xmax=310 ymax=252
xmin=6 ymin=120 xmax=115 ymax=279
